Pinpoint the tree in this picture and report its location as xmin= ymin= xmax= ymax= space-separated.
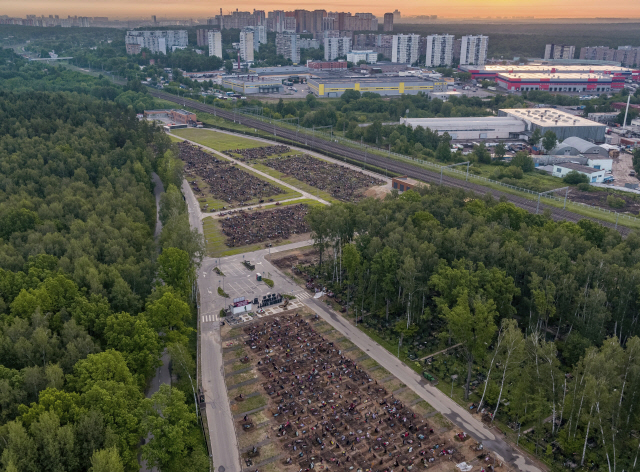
xmin=89 ymin=447 xmax=124 ymax=472
xmin=440 ymin=292 xmax=497 ymax=399
xmin=529 ymin=128 xmax=542 ymax=147
xmin=157 ymin=247 xmax=194 ymax=298
xmin=490 ymin=319 xmax=524 ymax=422
xmin=144 ymin=290 xmax=193 ymax=344
xmin=494 ymin=142 xmax=507 ymax=160
xmin=474 ymin=142 xmax=491 ymax=164
xmin=435 ymin=141 xmax=451 ymax=162
xmin=542 ymin=130 xmax=557 ymax=154
xmin=511 ymin=151 xmax=534 ymax=172
xmin=141 ymin=385 xmax=196 ymax=472
xmin=563 ymin=170 xmax=589 ymax=185
xmin=224 ymin=60 xmax=233 ymax=74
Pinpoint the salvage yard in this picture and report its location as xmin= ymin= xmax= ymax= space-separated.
xmin=220 ymin=310 xmax=514 ymax=472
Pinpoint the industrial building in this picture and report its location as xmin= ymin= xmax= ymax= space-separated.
xmin=587 ymin=112 xmax=619 ymax=123
xmin=499 ymin=108 xmax=607 ymax=142
xmin=249 ymin=66 xmax=313 ymax=80
xmin=392 ymin=34 xmax=420 ymax=65
xmin=347 ymin=50 xmax=378 ymax=64
xmin=458 ymin=64 xmax=639 ymax=82
xmin=125 ymin=30 xmax=188 ymax=55
xmin=309 ymin=76 xmax=446 ymax=97
xmin=208 ymin=30 xmax=222 ymax=59
xmin=399 ymin=116 xmax=527 ymax=140
xmin=460 ymin=35 xmax=488 ymax=66
xmin=495 ymin=72 xmax=625 ymax=93
xmin=552 ymin=162 xmax=607 ymax=183
xmin=544 ymin=44 xmax=576 ymax=60
xmin=306 ymin=60 xmax=348 ymax=70
xmin=222 ymin=77 xmax=283 ymax=94
xmin=551 ymin=137 xmax=609 ymax=158
xmin=425 ymin=34 xmax=454 ymax=67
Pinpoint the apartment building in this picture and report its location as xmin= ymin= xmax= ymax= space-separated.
xmin=544 ymin=44 xmax=575 ymax=60
xmin=239 ymin=28 xmax=255 ymax=62
xmin=383 ymin=13 xmax=394 ymax=32
xmin=276 ymin=32 xmax=301 ymax=63
xmin=125 ymin=30 xmax=188 ymax=55
xmin=425 ymin=34 xmax=454 ymax=67
xmin=580 ymin=45 xmax=640 ymax=67
xmin=391 ymin=34 xmax=420 ymax=64
xmin=347 ymin=50 xmax=378 ymax=64
xmin=324 ymin=36 xmax=352 ymax=61
xmin=460 ymin=35 xmax=488 ymax=66
xmin=208 ymin=30 xmax=223 ymax=59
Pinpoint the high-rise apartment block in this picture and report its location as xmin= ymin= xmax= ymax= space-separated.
xmin=324 ymin=36 xmax=352 ymax=61
xmin=276 ymin=32 xmax=301 ymax=63
xmin=391 ymin=34 xmax=419 ymax=64
xmin=125 ymin=30 xmax=188 ymax=55
xmin=383 ymin=13 xmax=393 ymax=32
xmin=213 ymin=10 xmax=265 ymax=29
xmin=544 ymin=44 xmax=575 ymax=60
xmin=460 ymin=35 xmax=488 ymax=65
xmin=208 ymin=30 xmax=223 ymax=59
xmin=239 ymin=28 xmax=255 ymax=61
xmin=196 ymin=29 xmax=210 ymax=47
xmin=580 ymin=45 xmax=640 ymax=66
xmin=425 ymin=34 xmax=454 ymax=67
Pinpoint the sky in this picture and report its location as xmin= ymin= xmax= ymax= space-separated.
xmin=2 ymin=0 xmax=640 ymax=19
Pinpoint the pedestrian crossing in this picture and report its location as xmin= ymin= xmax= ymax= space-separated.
xmin=294 ymin=291 xmax=312 ymax=300
xmin=201 ymin=313 xmax=218 ymax=323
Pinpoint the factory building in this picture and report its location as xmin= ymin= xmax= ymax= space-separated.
xmin=222 ymin=77 xmax=283 ymax=94
xmin=308 ymin=77 xmax=446 ymax=98
xmin=495 ymin=72 xmax=624 ymax=93
xmin=499 ymin=108 xmax=607 ymax=142
xmin=399 ymin=116 xmax=527 ymax=140
xmin=425 ymin=34 xmax=454 ymax=67
xmin=459 ymin=64 xmax=639 ymax=82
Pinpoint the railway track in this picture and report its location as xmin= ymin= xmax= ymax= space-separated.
xmin=149 ymin=89 xmax=633 ymax=236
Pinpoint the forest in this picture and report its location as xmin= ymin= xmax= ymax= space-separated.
xmin=305 ymin=188 xmax=640 ymax=470
xmin=0 ymin=52 xmax=208 ymax=472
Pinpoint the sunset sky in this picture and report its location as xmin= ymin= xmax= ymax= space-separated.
xmin=2 ymin=0 xmax=640 ymax=19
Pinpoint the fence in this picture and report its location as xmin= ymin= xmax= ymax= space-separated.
xmin=237 ymin=108 xmax=640 ymax=226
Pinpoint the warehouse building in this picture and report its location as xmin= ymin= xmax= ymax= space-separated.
xmin=550 ymin=136 xmax=609 ymax=158
xmin=248 ymin=66 xmax=314 ymax=80
xmin=495 ymin=72 xmax=624 ymax=93
xmin=459 ymin=64 xmax=639 ymax=82
xmin=499 ymin=108 xmax=607 ymax=142
xmin=552 ymin=162 xmax=607 ymax=183
xmin=308 ymin=76 xmax=446 ymax=98
xmin=399 ymin=116 xmax=526 ymax=139
xmin=222 ymin=78 xmax=283 ymax=94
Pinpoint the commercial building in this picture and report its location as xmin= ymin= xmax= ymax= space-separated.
xmin=552 ymin=162 xmax=606 ymax=183
xmin=499 ymin=108 xmax=607 ymax=142
xmin=392 ymin=34 xmax=420 ymax=65
xmin=208 ymin=30 xmax=223 ymax=59
xmin=544 ymin=44 xmax=575 ymax=60
xmin=325 ymin=37 xmax=352 ymax=61
xmin=222 ymin=77 xmax=283 ymax=94
xmin=276 ymin=33 xmax=301 ymax=64
xmin=425 ymin=34 xmax=454 ymax=67
xmin=399 ymin=116 xmax=527 ymax=139
xmin=308 ymin=76 xmax=446 ymax=98
xmin=347 ymin=50 xmax=378 ymax=64
xmin=306 ymin=60 xmax=348 ymax=70
xmin=495 ymin=72 xmax=624 ymax=93
xmin=459 ymin=63 xmax=639 ymax=82
xmin=460 ymin=35 xmax=488 ymax=66
xmin=125 ymin=30 xmax=188 ymax=55
xmin=383 ymin=13 xmax=394 ymax=32
xmin=239 ymin=28 xmax=255 ymax=62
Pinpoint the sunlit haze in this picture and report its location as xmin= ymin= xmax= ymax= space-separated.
xmin=3 ymin=0 xmax=640 ymax=19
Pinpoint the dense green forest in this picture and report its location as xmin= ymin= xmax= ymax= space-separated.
xmin=306 ymin=188 xmax=640 ymax=470
xmin=0 ymin=52 xmax=207 ymax=472
xmin=395 ymin=22 xmax=640 ymax=60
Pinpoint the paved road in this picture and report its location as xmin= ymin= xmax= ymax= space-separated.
xmin=140 ymin=173 xmax=172 ymax=472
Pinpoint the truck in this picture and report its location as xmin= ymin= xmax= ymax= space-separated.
xmin=487 ymin=86 xmax=497 ymax=91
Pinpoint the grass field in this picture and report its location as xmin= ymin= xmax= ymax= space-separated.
xmin=173 ymin=128 xmax=265 ymax=152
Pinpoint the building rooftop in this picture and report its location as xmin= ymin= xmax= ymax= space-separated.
xmin=501 ymin=108 xmax=607 ymax=128
xmin=310 ymin=76 xmax=434 ymax=84
xmin=249 ymin=66 xmax=311 ymax=75
xmin=401 ymin=116 xmax=525 ymax=130
xmin=562 ymin=136 xmax=604 ymax=153
xmin=462 ymin=64 xmax=633 ymax=74
xmin=223 ymin=77 xmax=283 ymax=84
xmin=555 ymin=162 xmax=602 ymax=174
xmin=496 ymin=72 xmax=615 ymax=80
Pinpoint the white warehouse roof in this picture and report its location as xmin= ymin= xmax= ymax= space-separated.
xmin=501 ymin=108 xmax=605 ymax=128
xmin=399 ymin=117 xmax=525 ymax=138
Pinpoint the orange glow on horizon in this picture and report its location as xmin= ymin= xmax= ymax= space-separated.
xmin=2 ymin=0 xmax=640 ymax=19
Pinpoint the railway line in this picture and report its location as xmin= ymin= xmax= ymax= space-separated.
xmin=149 ymin=89 xmax=633 ymax=236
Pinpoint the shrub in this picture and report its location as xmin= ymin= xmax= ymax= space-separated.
xmin=563 ymin=171 xmax=589 ymax=185
xmin=219 ymin=308 xmax=227 ymax=317
xmin=577 ymin=183 xmax=592 ymax=191
xmin=218 ymin=286 xmax=229 ymax=297
xmin=606 ymin=195 xmax=625 ymax=209
xmin=263 ymin=278 xmax=274 ymax=288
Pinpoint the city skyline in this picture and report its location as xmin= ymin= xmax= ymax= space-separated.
xmin=3 ymin=0 xmax=640 ymax=19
